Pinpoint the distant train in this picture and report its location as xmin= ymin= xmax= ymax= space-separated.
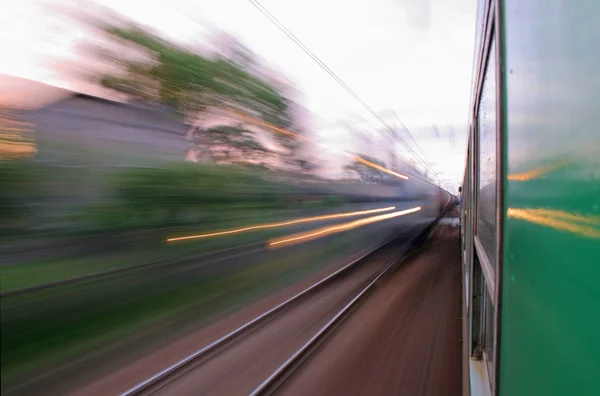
xmin=292 ymin=172 xmax=454 ymax=218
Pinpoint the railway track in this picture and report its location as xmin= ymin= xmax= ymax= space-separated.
xmin=120 ymin=219 xmax=439 ymax=396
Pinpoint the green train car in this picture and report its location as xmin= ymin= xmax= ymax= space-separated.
xmin=460 ymin=0 xmax=600 ymax=395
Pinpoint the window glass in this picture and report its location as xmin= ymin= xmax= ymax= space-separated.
xmin=477 ymin=34 xmax=497 ymax=266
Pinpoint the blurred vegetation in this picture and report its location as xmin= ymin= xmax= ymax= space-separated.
xmin=0 ymin=160 xmax=333 ymax=235
xmin=0 ymin=160 xmax=34 ymax=228
xmin=99 ymin=24 xmax=290 ymax=127
xmin=93 ymin=20 xmax=312 ymax=171
xmin=0 ymin=158 xmax=354 ymax=295
xmin=90 ymin=163 xmax=289 ymax=229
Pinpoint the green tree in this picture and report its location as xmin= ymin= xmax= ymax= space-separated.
xmin=94 ymin=23 xmax=312 ymax=171
xmin=99 ymin=25 xmax=289 ymax=126
xmin=196 ymin=125 xmax=274 ymax=166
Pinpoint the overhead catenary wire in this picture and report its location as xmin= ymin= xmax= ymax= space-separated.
xmin=169 ymin=0 xmax=440 ymax=186
xmin=159 ymin=3 xmax=411 ymax=182
xmin=248 ymin=0 xmax=436 ymax=177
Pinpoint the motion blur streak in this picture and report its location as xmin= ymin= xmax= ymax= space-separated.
xmin=231 ymin=110 xmax=312 ymax=142
xmin=270 ymin=206 xmax=422 ymax=247
xmin=507 ymin=208 xmax=600 ymax=239
xmin=353 ymin=156 xmax=410 ymax=180
xmin=167 ymin=206 xmax=397 ymax=242
xmin=507 ymin=159 xmax=572 ymax=181
xmin=0 ymin=109 xmax=36 ymax=159
xmin=229 ymin=109 xmax=410 ymax=180
xmin=507 ymin=146 xmax=600 ymax=181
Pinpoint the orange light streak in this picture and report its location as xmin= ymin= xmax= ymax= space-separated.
xmin=507 ymin=159 xmax=572 ymax=181
xmin=229 ymin=110 xmax=410 ymax=180
xmin=230 ymin=111 xmax=312 ymax=142
xmin=353 ymin=156 xmax=409 ymax=180
xmin=507 ymin=146 xmax=600 ymax=181
xmin=507 ymin=208 xmax=600 ymax=239
xmin=166 ymin=206 xmax=397 ymax=242
xmin=269 ymin=206 xmax=422 ymax=247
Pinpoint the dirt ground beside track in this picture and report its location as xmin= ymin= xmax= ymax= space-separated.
xmin=283 ymin=225 xmax=462 ymax=396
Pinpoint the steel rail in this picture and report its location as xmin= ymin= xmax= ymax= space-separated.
xmin=250 ymin=219 xmax=440 ymax=395
xmin=119 ymin=227 xmax=420 ymax=396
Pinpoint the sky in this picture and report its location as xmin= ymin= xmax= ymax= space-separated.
xmin=0 ymin=0 xmax=476 ymax=190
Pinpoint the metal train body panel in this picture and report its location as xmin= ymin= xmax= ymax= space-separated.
xmin=462 ymin=1 xmax=600 ymax=396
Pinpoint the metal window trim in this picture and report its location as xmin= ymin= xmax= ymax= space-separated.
xmin=473 ymin=1 xmax=497 ymax=122
xmin=473 ymin=9 xmax=496 ymax=242
xmin=474 ymin=235 xmax=496 ymax=304
xmin=466 ymin=3 xmax=498 ymax=396
xmin=464 ymin=138 xmax=478 ymax=360
xmin=492 ymin=0 xmax=506 ymax=394
xmin=469 ymin=249 xmax=485 ymax=361
xmin=482 ymin=285 xmax=496 ymax=383
xmin=463 ymin=0 xmax=491 ymax=175
xmin=468 ymin=106 xmax=482 ymax=364
xmin=476 ymin=254 xmax=486 ymax=358
xmin=461 ymin=147 xmax=473 ymax=396
xmin=472 ymin=122 xmax=479 ymax=238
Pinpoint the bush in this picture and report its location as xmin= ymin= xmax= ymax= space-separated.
xmin=0 ymin=160 xmax=34 ymax=230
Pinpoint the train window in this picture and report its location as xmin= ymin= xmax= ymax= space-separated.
xmin=476 ymin=33 xmax=497 ymax=269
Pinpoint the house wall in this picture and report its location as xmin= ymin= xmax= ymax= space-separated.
xmin=32 ymin=95 xmax=188 ymax=166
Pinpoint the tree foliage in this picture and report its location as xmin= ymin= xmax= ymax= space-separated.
xmin=192 ymin=125 xmax=272 ymax=166
xmin=102 ymin=164 xmax=296 ymax=227
xmin=95 ymin=24 xmax=319 ymax=170
xmin=100 ymin=26 xmax=289 ymax=126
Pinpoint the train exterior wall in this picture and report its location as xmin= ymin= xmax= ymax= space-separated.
xmin=464 ymin=1 xmax=600 ymax=396
xmin=498 ymin=1 xmax=600 ymax=395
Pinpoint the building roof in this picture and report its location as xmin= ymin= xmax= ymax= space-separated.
xmin=0 ymin=75 xmax=73 ymax=110
xmin=0 ymin=74 xmax=179 ymax=119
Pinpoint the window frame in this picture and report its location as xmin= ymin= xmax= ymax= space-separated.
xmin=468 ymin=0 xmax=506 ymax=395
